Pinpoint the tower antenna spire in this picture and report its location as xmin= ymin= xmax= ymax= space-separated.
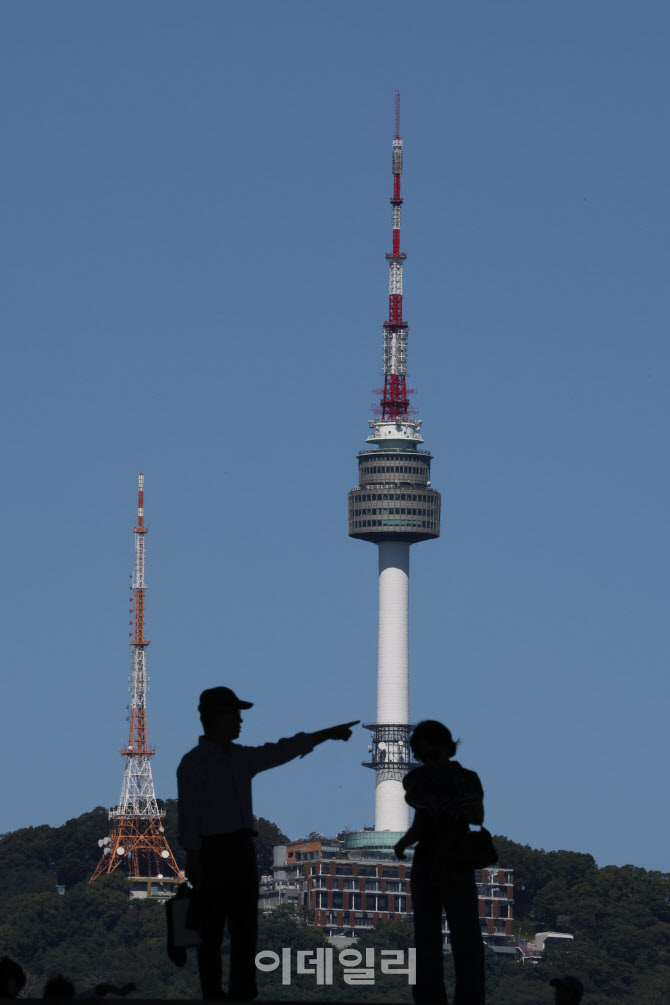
xmin=91 ymin=474 xmax=181 ymax=891
xmin=380 ymin=89 xmax=411 ymax=423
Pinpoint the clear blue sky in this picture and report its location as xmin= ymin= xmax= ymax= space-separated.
xmin=2 ymin=1 xmax=668 ymax=873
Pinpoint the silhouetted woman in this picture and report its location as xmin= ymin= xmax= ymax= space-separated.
xmin=395 ymin=721 xmax=485 ymax=1004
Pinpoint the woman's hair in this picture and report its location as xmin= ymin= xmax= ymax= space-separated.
xmin=410 ymin=720 xmax=459 ymax=759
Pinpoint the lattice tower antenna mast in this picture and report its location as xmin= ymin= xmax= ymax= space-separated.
xmin=90 ymin=474 xmax=181 ymax=884
xmin=382 ymin=90 xmax=410 ymax=422
xmin=348 ymin=94 xmax=441 ymax=835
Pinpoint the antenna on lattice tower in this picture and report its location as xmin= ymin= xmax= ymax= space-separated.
xmin=90 ymin=474 xmax=182 ymax=892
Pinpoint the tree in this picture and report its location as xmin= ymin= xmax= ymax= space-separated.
xmin=254 ymin=816 xmax=290 ymax=875
xmin=356 ymin=919 xmax=414 ymax=952
xmin=3 ymin=808 xmax=670 ymax=1000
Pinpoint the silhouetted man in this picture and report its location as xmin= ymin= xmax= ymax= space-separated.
xmin=177 ymin=686 xmax=357 ymax=1001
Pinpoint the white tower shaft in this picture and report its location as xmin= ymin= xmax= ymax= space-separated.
xmin=377 ymin=542 xmax=409 ymax=723
xmin=375 ymin=542 xmax=411 ymax=832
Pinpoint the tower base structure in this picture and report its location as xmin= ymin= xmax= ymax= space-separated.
xmin=90 ymin=812 xmax=182 ymax=883
xmin=342 ymin=828 xmax=409 ymax=853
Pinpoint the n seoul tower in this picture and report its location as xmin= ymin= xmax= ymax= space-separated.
xmin=348 ymin=94 xmax=441 ymax=837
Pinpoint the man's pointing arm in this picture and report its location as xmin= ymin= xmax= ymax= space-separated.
xmin=246 ymin=721 xmax=360 ymax=774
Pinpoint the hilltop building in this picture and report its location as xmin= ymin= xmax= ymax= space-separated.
xmin=262 ymin=836 xmax=513 ymax=946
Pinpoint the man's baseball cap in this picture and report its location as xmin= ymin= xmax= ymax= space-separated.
xmin=198 ymin=686 xmax=254 ymax=713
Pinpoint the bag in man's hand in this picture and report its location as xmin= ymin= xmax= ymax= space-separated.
xmin=166 ymin=883 xmax=202 ymax=966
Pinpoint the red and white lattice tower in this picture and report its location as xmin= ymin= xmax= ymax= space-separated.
xmin=90 ymin=474 xmax=181 ymax=885
xmin=348 ymin=94 xmax=441 ymax=839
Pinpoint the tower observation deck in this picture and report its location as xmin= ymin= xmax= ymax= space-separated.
xmin=348 ymin=94 xmax=441 ymax=839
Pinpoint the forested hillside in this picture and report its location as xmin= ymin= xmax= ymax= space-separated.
xmin=0 ymin=806 xmax=668 ymax=1001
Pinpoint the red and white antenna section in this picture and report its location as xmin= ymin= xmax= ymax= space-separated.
xmin=369 ymin=91 xmax=423 ymax=449
xmin=117 ymin=472 xmax=157 ymax=816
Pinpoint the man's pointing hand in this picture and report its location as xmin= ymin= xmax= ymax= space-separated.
xmin=310 ymin=721 xmax=360 ymax=746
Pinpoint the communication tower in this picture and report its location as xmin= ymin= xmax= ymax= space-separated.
xmin=90 ymin=474 xmax=181 ymax=888
xmin=348 ymin=94 xmax=441 ymax=840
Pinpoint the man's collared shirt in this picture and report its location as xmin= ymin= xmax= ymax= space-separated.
xmin=177 ymin=733 xmax=314 ymax=851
